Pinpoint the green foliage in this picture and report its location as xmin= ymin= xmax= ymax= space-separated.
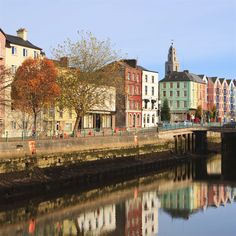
xmin=161 ymin=98 xmax=170 ymax=122
xmin=195 ymin=105 xmax=202 ymax=119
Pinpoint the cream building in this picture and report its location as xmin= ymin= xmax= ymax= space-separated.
xmin=77 ymin=204 xmax=116 ymax=235
xmin=3 ymin=28 xmax=43 ymax=137
xmin=140 ymin=67 xmax=159 ymax=128
xmin=142 ymin=191 xmax=160 ymax=236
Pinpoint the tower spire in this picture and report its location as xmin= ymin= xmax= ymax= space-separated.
xmin=165 ymin=42 xmax=180 ymax=76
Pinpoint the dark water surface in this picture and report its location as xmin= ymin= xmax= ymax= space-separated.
xmin=0 ymin=153 xmax=235 ymax=236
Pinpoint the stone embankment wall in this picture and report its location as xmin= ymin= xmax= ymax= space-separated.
xmin=0 ymin=132 xmax=175 ymax=173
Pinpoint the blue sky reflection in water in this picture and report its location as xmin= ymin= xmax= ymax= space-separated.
xmin=159 ymin=203 xmax=236 ymax=236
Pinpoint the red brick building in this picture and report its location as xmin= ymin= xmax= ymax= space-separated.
xmin=115 ymin=59 xmax=142 ymax=129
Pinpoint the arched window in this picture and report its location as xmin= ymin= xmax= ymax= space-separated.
xmin=133 ymin=114 xmax=136 ymax=127
xmin=147 ymin=114 xmax=150 ymax=123
xmin=129 ymin=114 xmax=132 ymax=126
xmin=137 ymin=114 xmax=140 ymax=126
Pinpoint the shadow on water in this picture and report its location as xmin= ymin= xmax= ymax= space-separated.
xmin=0 ymin=151 xmax=236 ymax=235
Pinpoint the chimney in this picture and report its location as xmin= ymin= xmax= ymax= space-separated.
xmin=123 ymin=59 xmax=137 ymax=68
xmin=60 ymin=57 xmax=68 ymax=67
xmin=17 ymin=28 xmax=28 ymax=41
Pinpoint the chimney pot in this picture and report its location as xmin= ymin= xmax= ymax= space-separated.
xmin=17 ymin=28 xmax=28 ymax=41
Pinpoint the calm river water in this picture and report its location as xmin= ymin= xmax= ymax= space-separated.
xmin=0 ymin=153 xmax=235 ymax=236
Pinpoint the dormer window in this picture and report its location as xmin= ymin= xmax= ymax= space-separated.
xmin=23 ymin=48 xmax=28 ymax=57
xmin=11 ymin=46 xmax=17 ymax=55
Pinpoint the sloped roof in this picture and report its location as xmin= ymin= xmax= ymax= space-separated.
xmin=137 ymin=65 xmax=158 ymax=73
xmin=160 ymin=71 xmax=205 ymax=84
xmin=6 ymin=34 xmax=42 ymax=50
xmin=219 ymin=78 xmax=225 ymax=84
xmin=226 ymin=79 xmax=231 ymax=85
xmin=208 ymin=76 xmax=218 ymax=83
xmin=0 ymin=28 xmax=6 ymax=36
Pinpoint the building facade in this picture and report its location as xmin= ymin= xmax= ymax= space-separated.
xmin=2 ymin=28 xmax=43 ymax=137
xmin=140 ymin=67 xmax=159 ymax=128
xmin=115 ymin=59 xmax=142 ymax=129
xmin=159 ymin=71 xmax=207 ymax=122
xmin=42 ymin=58 xmax=116 ymax=136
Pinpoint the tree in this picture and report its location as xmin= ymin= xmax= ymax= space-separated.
xmin=195 ymin=105 xmax=202 ymax=119
xmin=53 ymin=31 xmax=122 ymax=135
xmin=11 ymin=58 xmax=60 ymax=133
xmin=161 ymin=98 xmax=170 ymax=122
xmin=211 ymin=105 xmax=216 ymax=120
xmin=0 ymin=65 xmax=12 ymax=106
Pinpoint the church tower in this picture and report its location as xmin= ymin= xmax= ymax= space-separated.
xmin=165 ymin=42 xmax=180 ymax=76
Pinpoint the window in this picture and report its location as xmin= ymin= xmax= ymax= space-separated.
xmin=132 ymin=73 xmax=135 ymax=81
xmin=184 ymin=101 xmax=187 ymax=107
xmin=59 ymin=109 xmax=63 ymax=118
xmin=23 ymin=48 xmax=28 ymax=57
xmin=163 ymin=91 xmax=166 ymax=97
xmin=176 ymin=91 xmax=180 ymax=97
xmin=143 ymin=114 xmax=146 ymax=124
xmin=145 ymin=75 xmax=148 ymax=82
xmin=152 ymin=114 xmax=155 ymax=123
xmin=145 ymin=86 xmax=148 ymax=95
xmin=151 ymin=101 xmax=155 ymax=109
xmin=177 ymin=101 xmax=180 ymax=108
xmin=84 ymin=115 xmax=93 ymax=128
xmin=34 ymin=51 xmax=38 ymax=59
xmin=144 ymin=101 xmax=148 ymax=109
xmin=136 ymin=74 xmax=139 ymax=82
xmin=127 ymin=72 xmax=131 ymax=80
xmin=137 ymin=114 xmax=140 ymax=126
xmin=69 ymin=109 xmax=72 ymax=119
xmin=22 ymin=121 xmax=28 ymax=129
xmin=147 ymin=114 xmax=150 ymax=123
xmin=163 ymin=82 xmax=166 ymax=88
xmin=11 ymin=121 xmax=16 ymax=129
xmin=177 ymin=82 xmax=180 ymax=88
xmin=170 ymin=82 xmax=173 ymax=88
xmin=152 ymin=76 xmax=154 ymax=83
xmin=170 ymin=91 xmax=173 ymax=97
xmin=11 ymin=65 xmax=17 ymax=73
xmin=184 ymin=82 xmax=187 ymax=88
xmin=184 ymin=91 xmax=187 ymax=97
xmin=152 ymin=87 xmax=154 ymax=96
xmin=11 ymin=46 xmax=17 ymax=55
xmin=170 ymin=100 xmax=173 ymax=107
xmin=49 ymin=107 xmax=54 ymax=117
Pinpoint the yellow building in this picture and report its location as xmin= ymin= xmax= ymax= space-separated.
xmin=3 ymin=28 xmax=43 ymax=137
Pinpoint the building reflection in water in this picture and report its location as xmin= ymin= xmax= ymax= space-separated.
xmin=0 ymin=154 xmax=236 ymax=236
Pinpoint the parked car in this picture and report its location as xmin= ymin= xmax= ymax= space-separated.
xmin=222 ymin=121 xmax=236 ymax=128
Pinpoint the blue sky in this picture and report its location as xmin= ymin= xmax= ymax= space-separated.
xmin=1 ymin=0 xmax=235 ymax=79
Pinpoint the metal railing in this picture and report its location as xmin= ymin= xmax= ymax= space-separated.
xmin=0 ymin=122 xmax=223 ymax=142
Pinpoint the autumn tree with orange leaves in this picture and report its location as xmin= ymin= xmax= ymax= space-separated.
xmin=11 ymin=58 xmax=60 ymax=134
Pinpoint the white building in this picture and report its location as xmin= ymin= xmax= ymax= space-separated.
xmin=142 ymin=191 xmax=160 ymax=236
xmin=3 ymin=28 xmax=43 ymax=137
xmin=77 ymin=204 xmax=116 ymax=235
xmin=139 ymin=67 xmax=159 ymax=128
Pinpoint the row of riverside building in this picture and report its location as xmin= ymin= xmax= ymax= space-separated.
xmin=0 ymin=28 xmax=235 ymax=138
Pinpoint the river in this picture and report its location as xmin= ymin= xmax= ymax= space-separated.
xmin=0 ymin=153 xmax=235 ymax=236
